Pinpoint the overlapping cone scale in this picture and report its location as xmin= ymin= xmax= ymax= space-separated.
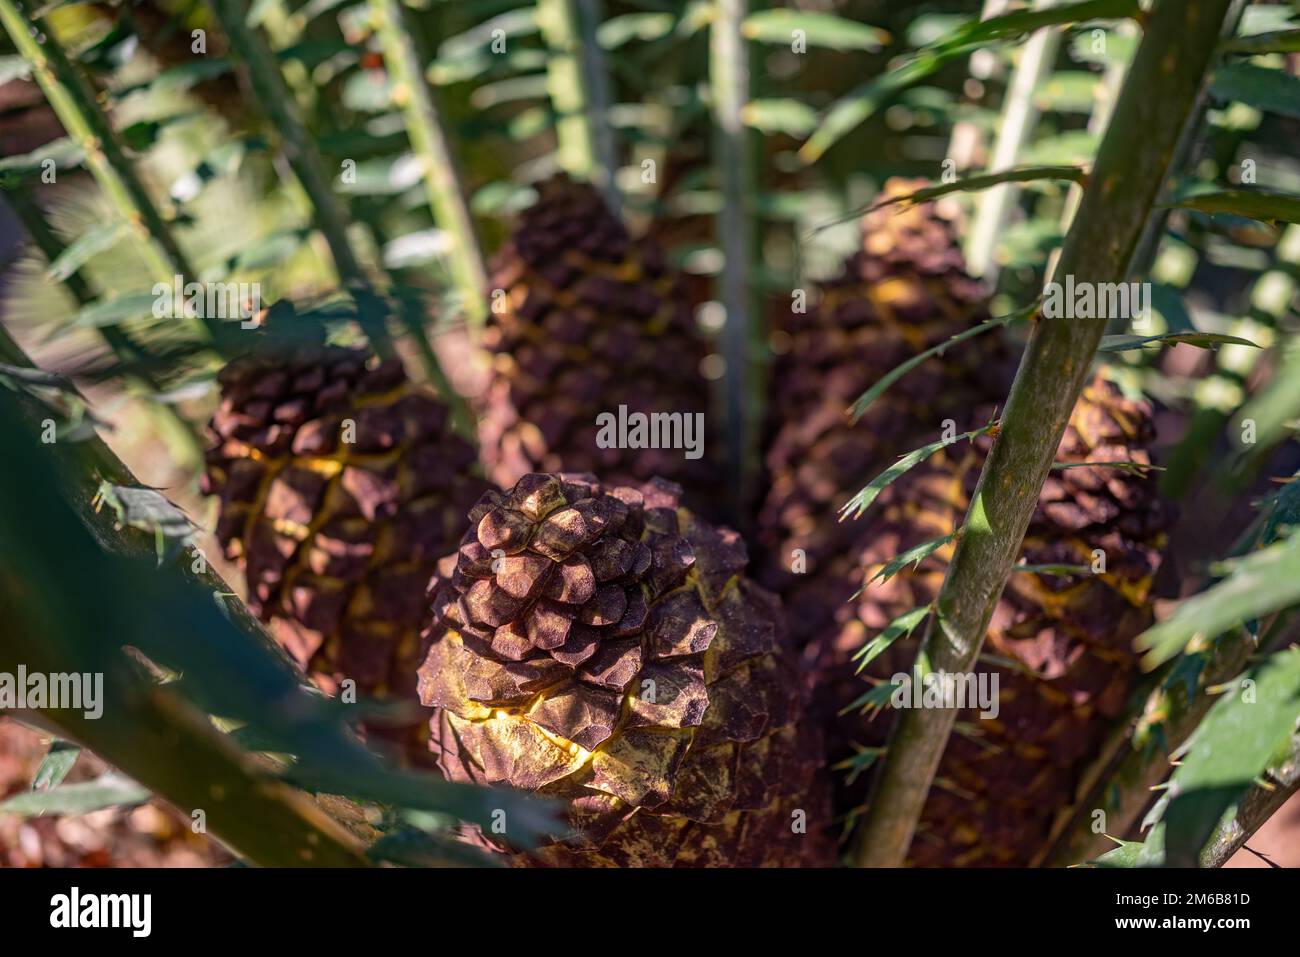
xmin=419 ymin=472 xmax=833 ymax=866
xmin=202 ymin=332 xmax=489 ymax=741
xmin=757 ymin=178 xmax=1016 ymax=610
xmin=808 ymin=376 xmax=1171 ymax=866
xmin=756 ymin=181 xmax=1173 ymax=865
xmin=478 ymin=175 xmax=719 ymax=509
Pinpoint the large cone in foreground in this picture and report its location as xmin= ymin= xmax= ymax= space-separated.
xmin=419 ymin=472 xmax=834 ymax=866
xmin=478 ymin=176 xmax=718 ymax=507
xmin=202 ymin=308 xmax=488 ymax=748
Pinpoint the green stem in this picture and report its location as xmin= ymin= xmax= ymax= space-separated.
xmin=0 ymin=0 xmax=210 ymax=341
xmin=852 ymin=0 xmax=1235 ymax=868
xmin=538 ymin=0 xmax=619 ymax=211
xmin=1199 ymin=732 xmax=1300 ymax=868
xmin=1046 ymin=604 xmax=1300 ymax=865
xmin=6 ymin=190 xmax=205 ymax=464
xmin=0 ymin=372 xmax=369 ymax=865
xmin=204 ymin=0 xmax=392 ymax=350
xmin=710 ymin=0 xmax=760 ymax=529
xmin=0 ymin=320 xmax=283 ymax=663
xmin=370 ymin=0 xmax=489 ymax=329
xmin=965 ymin=0 xmax=1061 ymax=278
xmin=1126 ymin=0 xmax=1248 ymax=282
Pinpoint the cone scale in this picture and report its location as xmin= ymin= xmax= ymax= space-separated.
xmin=203 ymin=316 xmax=488 ymax=755
xmin=419 ymin=472 xmax=833 ymax=866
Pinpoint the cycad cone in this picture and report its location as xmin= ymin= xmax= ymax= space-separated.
xmin=419 ymin=472 xmax=833 ymax=866
xmin=203 ymin=309 xmax=488 ymax=757
xmin=757 ymin=182 xmax=1171 ymax=865
xmin=478 ymin=175 xmax=718 ymax=508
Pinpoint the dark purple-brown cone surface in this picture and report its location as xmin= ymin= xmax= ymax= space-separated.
xmin=757 ymin=178 xmax=1015 ymax=628
xmin=755 ymin=181 xmax=1173 ymax=864
xmin=418 ymin=472 xmax=834 ymax=866
xmin=202 ymin=328 xmax=488 ymax=751
xmin=478 ymin=176 xmax=719 ymax=506
xmin=813 ymin=376 xmax=1171 ymax=865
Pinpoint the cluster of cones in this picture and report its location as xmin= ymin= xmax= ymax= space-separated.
xmin=202 ymin=176 xmax=1171 ymax=867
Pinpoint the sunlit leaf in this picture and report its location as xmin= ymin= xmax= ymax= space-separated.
xmin=864 ymin=536 xmax=957 ymax=589
xmin=0 ymin=774 xmax=150 ymax=817
xmin=32 ymin=740 xmax=80 ymax=792
xmin=741 ymin=10 xmax=887 ymax=52
xmin=840 ymin=423 xmax=997 ymax=521
xmin=597 ymin=12 xmax=675 ymax=49
xmin=799 ymin=0 xmax=1139 ymax=162
xmin=1097 ymin=332 xmax=1258 ymax=352
xmin=742 ymin=98 xmax=818 ymax=136
xmin=45 ymin=220 xmax=126 ymax=281
xmin=1134 ymin=533 xmax=1300 ymax=669
xmin=72 ymin=292 xmax=160 ymax=329
xmin=1161 ymin=649 xmax=1300 ymax=866
xmin=851 ymin=604 xmax=932 ymax=674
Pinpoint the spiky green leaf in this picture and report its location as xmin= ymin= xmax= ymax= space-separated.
xmin=1097 ymin=332 xmax=1258 ymax=352
xmin=852 ymin=604 xmax=932 ymax=674
xmin=1165 ymin=188 xmax=1300 ymax=225
xmin=1210 ymin=62 xmax=1300 ymax=119
xmin=1134 ymin=533 xmax=1300 ymax=668
xmin=1161 ymin=649 xmax=1300 ymax=866
xmin=840 ymin=425 xmax=997 ymax=521
xmin=847 ymin=307 xmax=1028 ymax=423
xmin=866 ymin=536 xmax=957 ymax=589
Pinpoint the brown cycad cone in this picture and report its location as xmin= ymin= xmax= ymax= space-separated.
xmin=816 ymin=376 xmax=1171 ymax=866
xmin=418 ymin=472 xmax=833 ymax=866
xmin=201 ymin=306 xmax=488 ymax=747
xmin=478 ymin=175 xmax=718 ymax=505
xmin=757 ymin=178 xmax=1015 ymax=617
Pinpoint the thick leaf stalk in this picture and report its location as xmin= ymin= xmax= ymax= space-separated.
xmin=0 ymin=335 xmax=370 ymax=865
xmin=370 ymin=0 xmax=489 ymax=328
xmin=964 ymin=0 xmax=1060 ymax=278
xmin=537 ymin=0 xmax=619 ymax=211
xmin=204 ymin=0 xmax=393 ymax=350
xmin=5 ymin=190 xmax=204 ymax=462
xmin=853 ymin=0 xmax=1236 ymax=868
xmin=0 ymin=0 xmax=209 ymax=338
xmin=710 ymin=0 xmax=761 ymax=527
